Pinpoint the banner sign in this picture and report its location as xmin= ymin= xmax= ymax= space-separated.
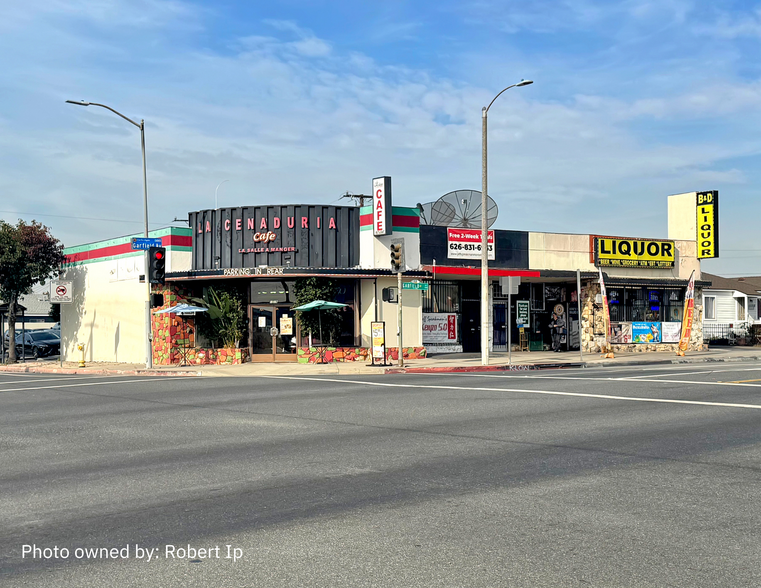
xmin=422 ymin=313 xmax=457 ymax=343
xmin=595 ymin=237 xmax=675 ymax=268
xmin=599 ymin=268 xmax=611 ymax=346
xmin=447 ymin=228 xmax=495 ymax=260
xmin=372 ymin=176 xmax=392 ymax=236
xmin=696 ymin=190 xmax=719 ymax=259
xmin=632 ymin=322 xmax=661 ymax=344
xmin=516 ymin=300 xmax=530 ymax=327
xmin=662 ymin=322 xmax=682 ymax=343
xmin=678 ymin=271 xmax=696 ymax=353
xmin=610 ymin=322 xmax=632 ymax=344
xmin=371 ymin=321 xmax=386 ymax=361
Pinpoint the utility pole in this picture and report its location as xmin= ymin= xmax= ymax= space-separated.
xmin=340 ymin=192 xmax=372 ymax=207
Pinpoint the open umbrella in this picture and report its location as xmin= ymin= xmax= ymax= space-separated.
xmin=292 ymin=300 xmax=347 ymax=344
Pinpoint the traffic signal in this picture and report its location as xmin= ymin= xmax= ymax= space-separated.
xmin=148 ymin=247 xmax=166 ymax=285
xmin=390 ymin=242 xmax=403 ymax=272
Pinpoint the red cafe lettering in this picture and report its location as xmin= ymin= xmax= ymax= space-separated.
xmin=199 ymin=215 xmax=338 ymax=234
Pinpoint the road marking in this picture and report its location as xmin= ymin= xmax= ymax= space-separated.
xmin=0 ymin=378 xmax=180 ymax=394
xmin=261 ymin=376 xmax=761 ymax=410
xmin=449 ymin=373 xmax=761 ymax=388
xmin=726 ymin=379 xmax=761 ymax=383
xmin=0 ymin=376 xmax=121 ymax=385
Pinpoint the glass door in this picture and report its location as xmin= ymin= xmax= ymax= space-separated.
xmin=248 ymin=305 xmax=298 ymax=362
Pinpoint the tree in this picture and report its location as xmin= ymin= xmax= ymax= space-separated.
xmin=0 ymin=221 xmax=66 ymax=362
xmin=293 ymin=277 xmax=342 ymax=345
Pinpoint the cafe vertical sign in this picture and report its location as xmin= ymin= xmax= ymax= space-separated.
xmin=696 ymin=190 xmax=719 ymax=259
xmin=372 ymin=176 xmax=392 ymax=236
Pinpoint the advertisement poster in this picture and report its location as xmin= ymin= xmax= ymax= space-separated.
xmin=610 ymin=322 xmax=632 ymax=344
xmin=662 ymin=322 xmax=682 ymax=343
xmin=279 ymin=316 xmax=293 ymax=336
xmin=371 ymin=321 xmax=386 ymax=361
xmin=422 ymin=313 xmax=457 ymax=343
xmin=516 ymin=300 xmax=530 ymax=327
xmin=632 ymin=322 xmax=661 ymax=344
xmin=447 ymin=228 xmax=495 ymax=260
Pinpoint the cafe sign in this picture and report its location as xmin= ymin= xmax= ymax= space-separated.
xmin=595 ymin=237 xmax=675 ymax=268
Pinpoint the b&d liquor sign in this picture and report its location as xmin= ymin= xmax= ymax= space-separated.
xmin=190 ymin=205 xmax=360 ymax=271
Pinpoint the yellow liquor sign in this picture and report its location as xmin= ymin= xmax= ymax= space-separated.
xmin=696 ymin=190 xmax=719 ymax=259
xmin=595 ymin=237 xmax=675 ymax=268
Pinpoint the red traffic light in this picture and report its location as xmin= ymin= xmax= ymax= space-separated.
xmin=154 ymin=251 xmax=164 ymax=260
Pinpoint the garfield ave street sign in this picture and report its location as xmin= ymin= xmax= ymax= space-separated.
xmin=402 ymin=282 xmax=429 ymax=291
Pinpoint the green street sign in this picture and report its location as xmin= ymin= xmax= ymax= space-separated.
xmin=402 ymin=281 xmax=429 ymax=291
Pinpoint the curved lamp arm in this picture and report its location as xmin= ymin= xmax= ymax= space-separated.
xmin=65 ymin=100 xmax=142 ymax=129
xmin=484 ymin=80 xmax=533 ymax=114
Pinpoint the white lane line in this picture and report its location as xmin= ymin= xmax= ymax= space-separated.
xmin=0 ymin=378 xmax=179 ymax=394
xmin=260 ymin=376 xmax=761 ymax=410
xmin=0 ymin=376 xmax=122 ymax=385
xmin=447 ymin=373 xmax=761 ymax=387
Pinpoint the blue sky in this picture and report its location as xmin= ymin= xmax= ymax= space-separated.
xmin=1 ymin=0 xmax=760 ymax=276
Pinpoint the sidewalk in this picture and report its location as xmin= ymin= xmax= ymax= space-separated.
xmin=1 ymin=346 xmax=759 ymax=377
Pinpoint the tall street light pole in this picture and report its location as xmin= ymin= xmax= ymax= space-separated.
xmin=215 ymin=179 xmax=229 ymax=210
xmin=66 ymin=100 xmax=153 ymax=369
xmin=481 ymin=79 xmax=533 ymax=366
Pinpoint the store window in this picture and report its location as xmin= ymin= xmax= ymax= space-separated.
xmin=610 ymin=287 xmax=684 ymax=322
xmin=423 ymin=281 xmax=459 ymax=313
xmin=704 ymin=296 xmax=716 ymax=320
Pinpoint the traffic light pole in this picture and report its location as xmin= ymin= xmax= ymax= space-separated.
xmin=141 ymin=120 xmax=152 ymax=370
xmin=397 ymin=270 xmax=403 ymax=367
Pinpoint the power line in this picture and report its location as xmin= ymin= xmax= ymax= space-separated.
xmin=0 ymin=210 xmax=174 ymax=226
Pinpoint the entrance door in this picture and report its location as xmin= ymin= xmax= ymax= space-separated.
xmin=461 ymin=300 xmax=480 ymax=353
xmin=249 ymin=305 xmax=298 ymax=362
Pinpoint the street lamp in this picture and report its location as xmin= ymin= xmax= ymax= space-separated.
xmin=215 ymin=179 xmax=229 ymax=209
xmin=66 ymin=100 xmax=153 ymax=369
xmin=480 ymin=79 xmax=533 ymax=366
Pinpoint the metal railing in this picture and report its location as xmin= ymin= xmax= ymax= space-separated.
xmin=703 ymin=323 xmax=760 ymax=346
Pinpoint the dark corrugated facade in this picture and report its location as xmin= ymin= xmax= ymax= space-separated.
xmin=189 ymin=205 xmax=360 ymax=270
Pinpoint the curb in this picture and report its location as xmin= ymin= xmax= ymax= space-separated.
xmin=0 ymin=365 xmax=202 ymax=377
xmin=584 ymin=355 xmax=761 ymax=369
xmin=385 ymin=363 xmax=584 ymax=374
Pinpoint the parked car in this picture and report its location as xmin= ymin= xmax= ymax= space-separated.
xmin=11 ymin=330 xmax=61 ymax=359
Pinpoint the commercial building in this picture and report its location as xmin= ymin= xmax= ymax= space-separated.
xmin=59 ymin=185 xmax=714 ymax=364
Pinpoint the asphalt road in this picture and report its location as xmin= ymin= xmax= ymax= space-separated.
xmin=1 ymin=363 xmax=760 ymax=587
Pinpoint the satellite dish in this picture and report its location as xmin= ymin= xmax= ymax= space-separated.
xmin=432 ymin=190 xmax=498 ymax=229
xmin=417 ymin=202 xmax=434 ymax=225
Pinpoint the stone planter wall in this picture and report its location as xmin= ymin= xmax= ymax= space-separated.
xmin=297 ymin=346 xmax=427 ymax=364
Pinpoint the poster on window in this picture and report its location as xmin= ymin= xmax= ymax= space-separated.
xmin=422 ymin=313 xmax=458 ymax=343
xmin=662 ymin=322 xmax=681 ymax=343
xmin=610 ymin=322 xmax=632 ymax=344
xmin=632 ymin=322 xmax=661 ymax=344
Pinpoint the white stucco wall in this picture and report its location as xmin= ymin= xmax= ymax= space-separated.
xmin=360 ymin=277 xmax=422 ymax=348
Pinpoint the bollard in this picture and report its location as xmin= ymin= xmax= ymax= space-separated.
xmin=77 ymin=343 xmax=85 ymax=368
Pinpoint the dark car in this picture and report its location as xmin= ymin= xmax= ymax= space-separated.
xmin=13 ymin=330 xmax=61 ymax=359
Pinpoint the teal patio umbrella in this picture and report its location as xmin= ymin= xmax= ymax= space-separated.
xmin=293 ymin=300 xmax=347 ymax=344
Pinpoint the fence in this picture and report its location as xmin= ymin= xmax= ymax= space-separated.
xmin=703 ymin=323 xmax=761 ymax=346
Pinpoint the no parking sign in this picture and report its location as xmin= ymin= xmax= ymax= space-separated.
xmin=51 ymin=281 xmax=73 ymax=304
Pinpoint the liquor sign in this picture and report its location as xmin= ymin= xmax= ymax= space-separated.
xmin=372 ymin=176 xmax=392 ymax=236
xmin=447 ymin=228 xmax=495 ymax=260
xmin=371 ymin=321 xmax=386 ymax=363
xmin=595 ymin=237 xmax=675 ymax=268
xmin=516 ymin=300 xmax=530 ymax=327
xmin=696 ymin=190 xmax=719 ymax=259
xmin=422 ymin=313 xmax=457 ymax=343
xmin=51 ymin=281 xmax=73 ymax=304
